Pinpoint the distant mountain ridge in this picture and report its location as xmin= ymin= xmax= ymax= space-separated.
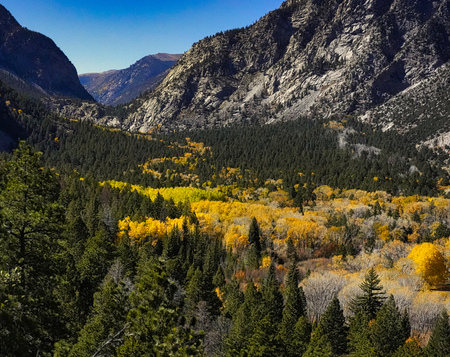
xmin=0 ymin=5 xmax=92 ymax=100
xmin=79 ymin=53 xmax=182 ymax=106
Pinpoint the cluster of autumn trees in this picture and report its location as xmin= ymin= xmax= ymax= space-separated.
xmin=2 ymin=144 xmax=450 ymax=356
xmin=1 ymin=77 xmax=450 ymax=356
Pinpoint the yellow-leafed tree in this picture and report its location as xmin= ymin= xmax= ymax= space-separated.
xmin=408 ymin=243 xmax=448 ymax=286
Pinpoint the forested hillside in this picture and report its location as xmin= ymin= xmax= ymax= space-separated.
xmin=1 ymin=77 xmax=450 ymax=356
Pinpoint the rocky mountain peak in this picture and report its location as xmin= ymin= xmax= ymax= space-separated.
xmin=119 ymin=0 xmax=450 ymax=133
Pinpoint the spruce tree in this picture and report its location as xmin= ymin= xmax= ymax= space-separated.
xmin=304 ymin=297 xmax=348 ymax=356
xmin=291 ymin=315 xmax=312 ymax=357
xmin=400 ymin=310 xmax=411 ymax=343
xmin=116 ymin=259 xmax=203 ymax=356
xmin=350 ymin=267 xmax=385 ymax=320
xmin=423 ymin=310 xmax=450 ymax=357
xmin=248 ymin=315 xmax=283 ymax=357
xmin=278 ymin=262 xmax=307 ymax=356
xmin=212 ymin=266 xmax=226 ymax=288
xmin=185 ymin=267 xmax=204 ymax=310
xmin=286 ymin=236 xmax=297 ymax=260
xmin=371 ymin=295 xmax=407 ymax=357
xmin=64 ymin=276 xmax=131 ymax=357
xmin=261 ymin=264 xmax=284 ymax=323
xmin=348 ymin=312 xmax=376 ymax=357
xmin=222 ymin=277 xmax=244 ymax=318
xmin=225 ymin=281 xmax=261 ymax=355
xmin=248 ymin=217 xmax=262 ymax=253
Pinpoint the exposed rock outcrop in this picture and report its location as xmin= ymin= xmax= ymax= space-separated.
xmin=120 ymin=0 xmax=450 ymax=133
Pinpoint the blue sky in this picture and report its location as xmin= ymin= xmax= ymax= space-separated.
xmin=2 ymin=0 xmax=283 ymax=74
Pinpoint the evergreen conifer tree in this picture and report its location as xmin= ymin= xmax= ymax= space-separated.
xmin=261 ymin=264 xmax=284 ymax=323
xmin=350 ymin=267 xmax=385 ymax=320
xmin=291 ymin=315 xmax=312 ymax=356
xmin=423 ymin=310 xmax=450 ymax=357
xmin=348 ymin=312 xmax=376 ymax=356
xmin=222 ymin=277 xmax=244 ymax=318
xmin=278 ymin=262 xmax=307 ymax=356
xmin=371 ymin=295 xmax=407 ymax=357
xmin=248 ymin=217 xmax=262 ymax=253
xmin=63 ymin=275 xmax=131 ymax=357
xmin=116 ymin=258 xmax=203 ymax=356
xmin=213 ymin=266 xmax=226 ymax=288
xmin=304 ymin=297 xmax=347 ymax=356
xmin=225 ymin=281 xmax=261 ymax=355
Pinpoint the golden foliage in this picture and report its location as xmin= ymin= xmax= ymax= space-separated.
xmin=117 ymin=216 xmax=188 ymax=243
xmin=408 ymin=243 xmax=448 ymax=286
xmin=261 ymin=256 xmax=272 ymax=269
xmin=101 ymin=180 xmax=225 ymax=203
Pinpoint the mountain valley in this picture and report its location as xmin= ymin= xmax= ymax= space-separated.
xmin=1 ymin=1 xmax=450 ymax=356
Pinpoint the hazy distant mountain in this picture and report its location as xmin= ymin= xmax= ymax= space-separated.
xmin=0 ymin=5 xmax=92 ymax=100
xmin=79 ymin=53 xmax=182 ymax=106
xmin=115 ymin=0 xmax=450 ymax=136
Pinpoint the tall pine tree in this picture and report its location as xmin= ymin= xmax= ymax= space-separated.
xmin=304 ymin=296 xmax=348 ymax=356
xmin=423 ymin=310 xmax=450 ymax=357
xmin=350 ymin=268 xmax=385 ymax=320
xmin=278 ymin=262 xmax=308 ymax=356
xmin=371 ymin=295 xmax=408 ymax=357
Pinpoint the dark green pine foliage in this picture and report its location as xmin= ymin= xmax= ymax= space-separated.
xmin=246 ymin=245 xmax=260 ymax=270
xmin=213 ymin=266 xmax=226 ymax=288
xmin=116 ymin=258 xmax=203 ymax=356
xmin=185 ymin=267 xmax=205 ymax=310
xmin=278 ymin=262 xmax=308 ymax=356
xmin=423 ymin=310 xmax=450 ymax=357
xmin=163 ymin=227 xmax=181 ymax=259
xmin=291 ymin=316 xmax=312 ymax=356
xmin=226 ymin=281 xmax=261 ymax=356
xmin=248 ymin=265 xmax=284 ymax=355
xmin=116 ymin=233 xmax=139 ymax=277
xmin=248 ymin=217 xmax=262 ymax=254
xmin=0 ymin=143 xmax=67 ymax=356
xmin=62 ymin=274 xmax=131 ymax=357
xmin=248 ymin=315 xmax=282 ymax=357
xmin=261 ymin=264 xmax=284 ymax=322
xmin=185 ymin=265 xmax=221 ymax=316
xmin=350 ymin=268 xmax=386 ymax=320
xmin=348 ymin=312 xmax=376 ymax=357
xmin=286 ymin=237 xmax=297 ymax=260
xmin=75 ymin=227 xmax=115 ymax=312
xmin=166 ymin=257 xmax=185 ymax=283
xmin=400 ymin=310 xmax=411 ymax=344
xmin=222 ymin=277 xmax=244 ymax=318
xmin=304 ymin=297 xmax=348 ymax=357
xmin=371 ymin=295 xmax=409 ymax=357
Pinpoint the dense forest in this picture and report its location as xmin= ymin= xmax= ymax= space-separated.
xmin=1 ymin=79 xmax=450 ymax=356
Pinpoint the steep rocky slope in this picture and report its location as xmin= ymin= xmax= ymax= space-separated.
xmin=119 ymin=0 xmax=450 ymax=133
xmin=79 ymin=53 xmax=181 ymax=106
xmin=0 ymin=5 xmax=92 ymax=100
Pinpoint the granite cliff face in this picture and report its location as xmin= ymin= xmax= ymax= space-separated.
xmin=120 ymin=0 xmax=450 ymax=133
xmin=79 ymin=53 xmax=181 ymax=106
xmin=0 ymin=5 xmax=92 ymax=100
